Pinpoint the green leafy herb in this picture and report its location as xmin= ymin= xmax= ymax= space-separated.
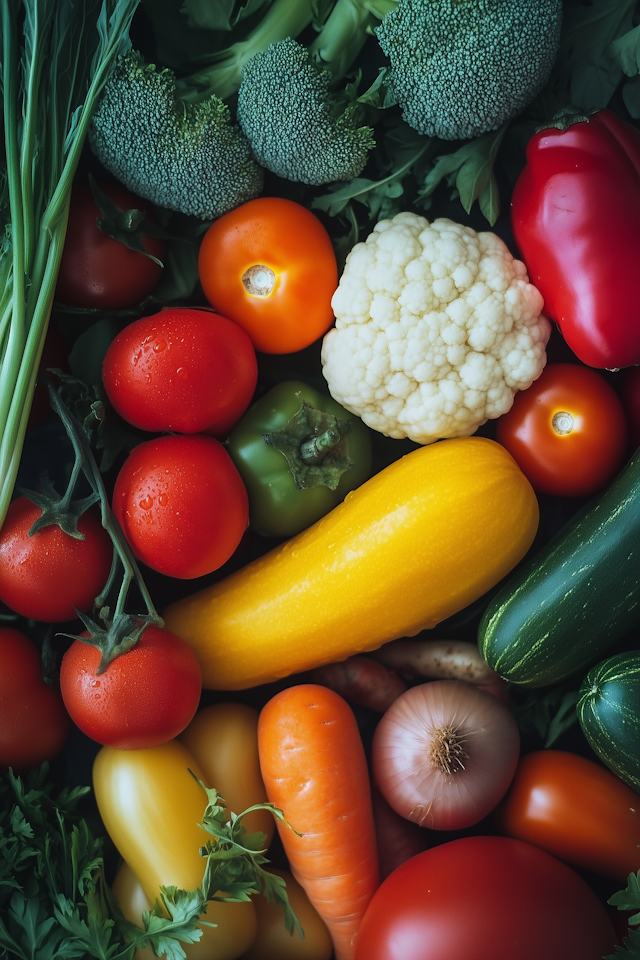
xmin=0 ymin=765 xmax=302 ymax=960
xmin=195 ymin=778 xmax=304 ymax=940
xmin=605 ymin=871 xmax=640 ymax=958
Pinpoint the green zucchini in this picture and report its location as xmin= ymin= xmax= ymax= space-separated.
xmin=577 ymin=651 xmax=640 ymax=792
xmin=478 ymin=449 xmax=640 ymax=687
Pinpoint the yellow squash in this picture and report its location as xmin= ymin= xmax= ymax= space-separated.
xmin=162 ymin=437 xmax=538 ymax=689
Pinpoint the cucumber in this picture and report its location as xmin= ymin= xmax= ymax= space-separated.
xmin=577 ymin=651 xmax=640 ymax=792
xmin=478 ymin=449 xmax=640 ymax=687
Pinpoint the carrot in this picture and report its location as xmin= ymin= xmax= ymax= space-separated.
xmin=308 ymin=655 xmax=408 ymax=712
xmin=257 ymin=684 xmax=380 ymax=960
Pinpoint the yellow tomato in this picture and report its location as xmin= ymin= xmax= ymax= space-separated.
xmin=179 ymin=702 xmax=275 ymax=846
xmin=239 ymin=868 xmax=333 ymax=960
xmin=112 ymin=860 xmax=257 ymax=960
xmin=162 ymin=437 xmax=539 ymax=689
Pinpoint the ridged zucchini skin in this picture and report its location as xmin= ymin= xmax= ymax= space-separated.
xmin=478 ymin=450 xmax=640 ymax=688
xmin=577 ymin=652 xmax=640 ymax=792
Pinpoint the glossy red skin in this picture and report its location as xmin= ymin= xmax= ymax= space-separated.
xmin=112 ymin=434 xmax=249 ymax=579
xmin=59 ymin=624 xmax=202 ymax=749
xmin=354 ymin=836 xmax=617 ymax=960
xmin=102 ymin=307 xmax=258 ymax=438
xmin=496 ymin=363 xmax=628 ymax=496
xmin=494 ymin=750 xmax=640 ymax=882
xmin=622 ymin=366 xmax=640 ymax=451
xmin=0 ymin=627 xmax=71 ymax=771
xmin=0 ymin=499 xmax=113 ymax=622
xmin=511 ymin=109 xmax=640 ymax=369
xmin=55 ymin=180 xmax=165 ymax=310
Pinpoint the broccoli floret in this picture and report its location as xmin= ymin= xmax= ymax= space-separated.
xmin=88 ymin=50 xmax=263 ymax=220
xmin=236 ymin=37 xmax=376 ymax=185
xmin=376 ymin=0 xmax=563 ymax=140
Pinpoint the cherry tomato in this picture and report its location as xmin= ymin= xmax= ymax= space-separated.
xmin=354 ymin=836 xmax=617 ymax=960
xmin=60 ymin=624 xmax=202 ymax=749
xmin=112 ymin=434 xmax=248 ymax=579
xmin=102 ymin=307 xmax=258 ymax=438
xmin=0 ymin=499 xmax=113 ymax=622
xmin=55 ymin=179 xmax=165 ymax=310
xmin=0 ymin=627 xmax=70 ymax=772
xmin=496 ymin=363 xmax=628 ymax=497
xmin=621 ymin=365 xmax=640 ymax=452
xmin=198 ymin=197 xmax=338 ymax=355
xmin=494 ymin=749 xmax=640 ymax=882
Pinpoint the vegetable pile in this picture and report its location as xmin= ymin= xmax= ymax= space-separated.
xmin=3 ymin=1 xmax=640 ymax=959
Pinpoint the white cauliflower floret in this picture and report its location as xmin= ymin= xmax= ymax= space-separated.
xmin=321 ymin=212 xmax=551 ymax=444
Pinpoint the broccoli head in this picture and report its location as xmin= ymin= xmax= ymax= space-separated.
xmin=376 ymin=0 xmax=563 ymax=140
xmin=89 ymin=50 xmax=263 ymax=220
xmin=236 ymin=37 xmax=375 ymax=186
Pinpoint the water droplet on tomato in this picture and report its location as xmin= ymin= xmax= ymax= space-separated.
xmin=153 ymin=339 xmax=168 ymax=353
xmin=139 ymin=496 xmax=153 ymax=510
xmin=91 ymin=680 xmax=101 ymax=688
xmin=177 ymin=366 xmax=188 ymax=380
xmin=158 ymin=493 xmax=168 ymax=507
xmin=132 ymin=350 xmax=142 ymax=366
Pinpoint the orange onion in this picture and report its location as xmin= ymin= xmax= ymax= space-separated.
xmin=371 ymin=680 xmax=520 ymax=831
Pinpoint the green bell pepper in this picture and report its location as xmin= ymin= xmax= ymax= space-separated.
xmin=227 ymin=380 xmax=372 ymax=538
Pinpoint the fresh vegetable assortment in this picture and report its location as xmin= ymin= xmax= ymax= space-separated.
xmin=5 ymin=2 xmax=640 ymax=959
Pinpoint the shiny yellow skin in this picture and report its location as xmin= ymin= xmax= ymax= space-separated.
xmin=239 ymin=868 xmax=333 ymax=960
xmin=112 ymin=860 xmax=258 ymax=960
xmin=162 ymin=437 xmax=539 ymax=690
xmin=93 ymin=739 xmax=257 ymax=956
xmin=179 ymin=702 xmax=275 ymax=846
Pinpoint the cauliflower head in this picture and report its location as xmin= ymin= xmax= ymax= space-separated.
xmin=321 ymin=212 xmax=550 ymax=444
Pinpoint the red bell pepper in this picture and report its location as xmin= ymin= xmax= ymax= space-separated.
xmin=511 ymin=109 xmax=640 ymax=370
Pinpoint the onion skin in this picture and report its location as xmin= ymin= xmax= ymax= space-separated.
xmin=371 ymin=680 xmax=520 ymax=831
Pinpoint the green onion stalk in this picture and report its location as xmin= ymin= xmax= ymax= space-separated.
xmin=0 ymin=0 xmax=140 ymax=529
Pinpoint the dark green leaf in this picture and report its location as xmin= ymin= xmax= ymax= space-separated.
xmin=609 ymin=871 xmax=640 ymax=923
xmin=610 ymin=22 xmax=640 ymax=76
xmin=604 ymin=925 xmax=640 ymax=959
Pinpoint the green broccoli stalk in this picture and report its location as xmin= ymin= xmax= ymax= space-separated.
xmin=235 ymin=0 xmax=399 ymax=185
xmin=88 ymin=50 xmax=263 ymax=220
xmin=173 ymin=0 xmax=397 ymax=103
xmin=376 ymin=0 xmax=563 ymax=140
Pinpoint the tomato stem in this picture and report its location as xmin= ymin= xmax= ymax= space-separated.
xmin=45 ymin=380 xmax=162 ymax=648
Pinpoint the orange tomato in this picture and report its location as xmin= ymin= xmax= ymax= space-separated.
xmin=239 ymin=868 xmax=333 ymax=960
xmin=496 ymin=363 xmax=628 ymax=497
xmin=494 ymin=750 xmax=640 ymax=881
xmin=179 ymin=702 xmax=275 ymax=846
xmin=197 ymin=197 xmax=338 ymax=354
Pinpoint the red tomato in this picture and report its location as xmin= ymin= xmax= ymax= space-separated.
xmin=496 ymin=363 xmax=628 ymax=496
xmin=55 ymin=180 xmax=164 ymax=310
xmin=112 ymin=434 xmax=248 ymax=579
xmin=0 ymin=627 xmax=70 ymax=771
xmin=60 ymin=624 xmax=201 ymax=749
xmin=622 ymin=366 xmax=640 ymax=451
xmin=494 ymin=750 xmax=640 ymax=882
xmin=102 ymin=307 xmax=257 ymax=438
xmin=0 ymin=499 xmax=113 ymax=622
xmin=198 ymin=197 xmax=338 ymax=355
xmin=354 ymin=836 xmax=617 ymax=960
